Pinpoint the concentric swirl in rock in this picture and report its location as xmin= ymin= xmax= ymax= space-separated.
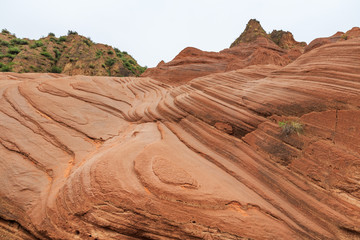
xmin=152 ymin=156 xmax=199 ymax=188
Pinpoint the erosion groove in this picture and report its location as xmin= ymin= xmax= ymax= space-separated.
xmin=0 ymin=38 xmax=359 ymax=239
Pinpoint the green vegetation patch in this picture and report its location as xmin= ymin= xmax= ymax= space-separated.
xmin=67 ymin=30 xmax=78 ymax=35
xmin=30 ymin=65 xmax=43 ymax=72
xmin=7 ymin=46 xmax=21 ymax=54
xmin=95 ymin=50 xmax=103 ymax=59
xmin=83 ymin=39 xmax=92 ymax=47
xmin=278 ymin=120 xmax=303 ymax=136
xmin=41 ymin=51 xmax=54 ymax=60
xmin=30 ymin=40 xmax=44 ymax=49
xmin=59 ymin=36 xmax=67 ymax=42
xmin=0 ymin=40 xmax=10 ymax=47
xmin=50 ymin=65 xmax=62 ymax=73
xmin=10 ymin=38 xmax=29 ymax=45
xmin=105 ymin=58 xmax=116 ymax=67
xmin=1 ymin=29 xmax=10 ymax=34
xmin=53 ymin=49 xmax=61 ymax=61
xmin=0 ymin=62 xmax=13 ymax=72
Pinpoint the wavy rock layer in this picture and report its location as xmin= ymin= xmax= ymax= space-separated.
xmin=0 ymin=39 xmax=360 ymax=239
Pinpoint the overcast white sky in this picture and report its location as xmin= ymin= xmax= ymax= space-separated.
xmin=1 ymin=0 xmax=359 ymax=67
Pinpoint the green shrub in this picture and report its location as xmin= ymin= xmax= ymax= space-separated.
xmin=50 ymin=37 xmax=57 ymax=43
xmin=128 ymin=59 xmax=135 ymax=65
xmin=95 ymin=50 xmax=103 ymax=59
xmin=137 ymin=65 xmax=147 ymax=75
xmin=50 ymin=65 xmax=62 ymax=73
xmin=67 ymin=30 xmax=78 ymax=35
xmin=278 ymin=120 xmax=303 ymax=136
xmin=105 ymin=58 xmax=116 ymax=67
xmin=107 ymin=50 xmax=114 ymax=55
xmin=5 ymin=53 xmax=15 ymax=59
xmin=53 ymin=49 xmax=61 ymax=60
xmin=48 ymin=32 xmax=55 ymax=37
xmin=8 ymin=46 xmax=21 ymax=54
xmin=1 ymin=29 xmax=10 ymax=34
xmin=0 ymin=63 xmax=12 ymax=72
xmin=89 ymin=64 xmax=95 ymax=69
xmin=0 ymin=40 xmax=10 ymax=47
xmin=83 ymin=39 xmax=91 ymax=47
xmin=10 ymin=38 xmax=28 ymax=45
xmin=114 ymin=48 xmax=124 ymax=58
xmin=123 ymin=60 xmax=130 ymax=68
xmin=59 ymin=36 xmax=67 ymax=42
xmin=30 ymin=40 xmax=44 ymax=48
xmin=116 ymin=52 xmax=123 ymax=58
xmin=41 ymin=51 xmax=54 ymax=60
xmin=30 ymin=65 xmax=42 ymax=72
xmin=341 ymin=34 xmax=348 ymax=40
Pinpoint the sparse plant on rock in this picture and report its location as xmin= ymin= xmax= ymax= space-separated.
xmin=278 ymin=120 xmax=303 ymax=136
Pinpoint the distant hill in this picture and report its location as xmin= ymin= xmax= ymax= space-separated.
xmin=142 ymin=19 xmax=308 ymax=85
xmin=230 ymin=19 xmax=306 ymax=49
xmin=0 ymin=29 xmax=146 ymax=76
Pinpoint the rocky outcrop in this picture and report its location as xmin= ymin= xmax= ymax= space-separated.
xmin=142 ymin=19 xmax=306 ymax=85
xmin=230 ymin=19 xmax=269 ymax=47
xmin=269 ymin=30 xmax=306 ymax=49
xmin=0 ymin=35 xmax=359 ymax=239
xmin=305 ymin=27 xmax=360 ymax=53
xmin=142 ymin=37 xmax=302 ymax=85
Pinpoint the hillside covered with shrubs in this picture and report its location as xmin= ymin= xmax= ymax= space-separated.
xmin=0 ymin=29 xmax=146 ymax=77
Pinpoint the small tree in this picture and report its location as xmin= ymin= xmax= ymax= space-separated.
xmin=67 ymin=30 xmax=78 ymax=35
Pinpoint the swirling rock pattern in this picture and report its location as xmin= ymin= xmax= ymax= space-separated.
xmin=0 ymin=39 xmax=360 ymax=239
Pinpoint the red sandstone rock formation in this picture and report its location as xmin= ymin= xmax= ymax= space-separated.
xmin=142 ymin=19 xmax=306 ymax=85
xmin=305 ymin=27 xmax=360 ymax=53
xmin=1 ymin=29 xmax=360 ymax=239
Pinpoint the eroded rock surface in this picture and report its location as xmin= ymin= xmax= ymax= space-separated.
xmin=0 ymin=38 xmax=360 ymax=239
xmin=143 ymin=19 xmax=307 ymax=85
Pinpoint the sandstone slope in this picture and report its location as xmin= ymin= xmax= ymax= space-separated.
xmin=0 ymin=33 xmax=359 ymax=239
